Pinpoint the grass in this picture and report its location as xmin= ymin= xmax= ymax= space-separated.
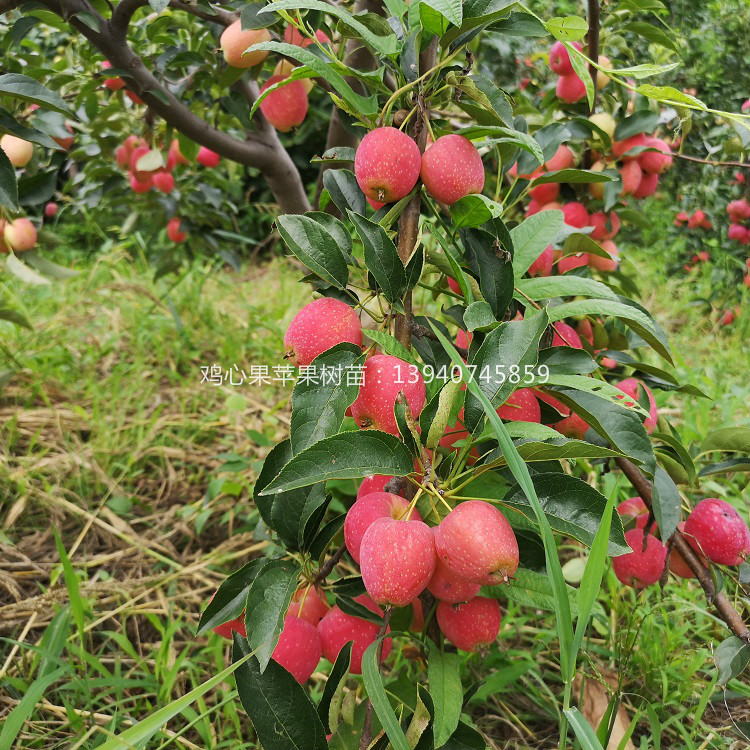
xmin=1 ymin=222 xmax=749 ymax=749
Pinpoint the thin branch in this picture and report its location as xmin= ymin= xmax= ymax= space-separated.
xmin=169 ymin=0 xmax=237 ymax=27
xmin=615 ymin=456 xmax=750 ymax=643
xmin=0 ymin=0 xmax=22 ymax=14
xmin=586 ymin=0 xmax=600 ymax=117
xmin=672 ymin=152 xmax=750 ymax=169
xmin=313 ymin=544 xmax=346 ymax=585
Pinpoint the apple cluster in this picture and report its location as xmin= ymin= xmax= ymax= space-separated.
xmin=613 ymin=496 xmax=750 ymax=589
xmin=219 ymin=20 xmax=334 ymax=132
xmin=0 ymin=131 xmax=48 ymax=253
xmin=112 ymin=134 xmax=220 ymax=243
xmin=548 ymin=41 xmax=610 ymax=103
xmin=353 ymin=127 xmax=485 ymax=210
xmin=726 ymin=199 xmax=750 ymax=260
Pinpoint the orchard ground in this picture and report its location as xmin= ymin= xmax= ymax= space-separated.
xmin=2 ymin=203 xmax=749 ymax=748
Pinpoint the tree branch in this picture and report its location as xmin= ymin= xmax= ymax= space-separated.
xmin=169 ymin=0 xmax=237 ymax=27
xmin=615 ymin=457 xmax=750 ymax=643
xmin=586 ymin=0 xmax=600 ymax=117
xmin=672 ymin=152 xmax=750 ymax=169
xmin=0 ymin=0 xmax=22 ymax=14
xmin=110 ymin=0 xmax=148 ymax=40
xmin=393 ymin=38 xmax=438 ymax=349
xmin=41 ymin=0 xmax=310 ymax=213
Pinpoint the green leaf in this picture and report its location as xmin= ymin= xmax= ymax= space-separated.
xmin=428 ymin=645 xmax=463 ymax=747
xmin=421 ymin=0 xmax=462 ymax=26
xmin=53 ymin=531 xmax=84 ymax=639
xmin=197 ymin=559 xmax=265 ymax=634
xmin=245 ymin=559 xmax=300 ymax=672
xmin=613 ymin=112 xmax=661 ymax=141
xmin=620 ymin=21 xmax=679 ymax=54
xmin=17 ymin=170 xmax=58 ymax=206
xmin=0 ymin=73 xmax=75 ymax=117
xmin=261 ymin=1 xmax=400 ymax=56
xmin=516 ymin=275 xmax=619 ymax=302
xmin=532 ymin=168 xmax=614 ymax=185
xmin=233 ymin=635 xmax=327 ymax=750
xmin=651 ymin=466 xmax=680 ymax=541
xmin=546 ymin=299 xmax=672 ymax=364
xmin=290 ymin=343 xmax=363 ymax=454
xmin=5 ymin=254 xmax=51 ymax=285
xmin=543 ymin=388 xmax=655 ymax=475
xmin=461 ymin=227 xmax=513 ymax=318
xmin=364 ymin=329 xmax=420 ymax=369
xmin=259 ymin=431 xmax=415 ymax=494
xmin=0 ymin=303 xmax=32 ymax=329
xmin=427 ymin=320 xmax=575 ymax=684
xmin=460 ymin=125 xmax=544 ymax=164
xmin=319 ymin=642 xmax=352 ymax=733
xmin=546 ymin=15 xmax=588 ymax=41
xmin=450 ymin=194 xmax=503 ymax=228
xmin=255 ymin=439 xmax=327 ymax=549
xmin=700 ymin=427 xmax=750 ymax=454
xmin=501 ymin=473 xmax=628 ymax=555
xmin=636 ymin=85 xmax=706 ymax=109
xmin=485 ymin=568 xmax=578 ymax=615
xmin=350 ymin=212 xmax=407 ymax=304
xmin=569 ymin=490 xmax=614 ymax=683
xmin=21 ymin=250 xmax=79 ymax=279
xmin=0 ymin=146 xmax=18 ymax=210
xmin=276 ymin=214 xmax=349 ymax=289
xmin=464 ymin=313 xmax=548 ymax=432
xmin=362 ymin=640 xmax=410 ymax=750
xmin=323 ymin=169 xmax=366 ymax=216
xmin=0 ymin=108 xmax=62 ymax=150
xmin=567 ymin=42 xmax=595 ymax=110
xmin=715 ymin=636 xmax=750 ymax=685
xmin=511 ymin=210 xmax=564 ymax=277
xmin=463 ymin=300 xmax=496 ymax=331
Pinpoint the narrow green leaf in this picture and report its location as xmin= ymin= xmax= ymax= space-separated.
xmin=428 ymin=644 xmax=463 ymax=747
xmin=361 ymin=639 xmax=410 ymax=750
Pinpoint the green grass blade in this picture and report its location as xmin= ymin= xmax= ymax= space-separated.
xmin=564 ymin=707 xmax=605 ymax=750
xmin=54 ymin=530 xmax=85 ymax=640
xmin=569 ymin=490 xmax=615 ymax=680
xmin=0 ymin=666 xmax=68 ymax=750
xmin=95 ymin=654 xmax=252 ymax=750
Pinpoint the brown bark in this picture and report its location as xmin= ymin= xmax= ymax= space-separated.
xmin=393 ymin=39 xmax=438 ymax=348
